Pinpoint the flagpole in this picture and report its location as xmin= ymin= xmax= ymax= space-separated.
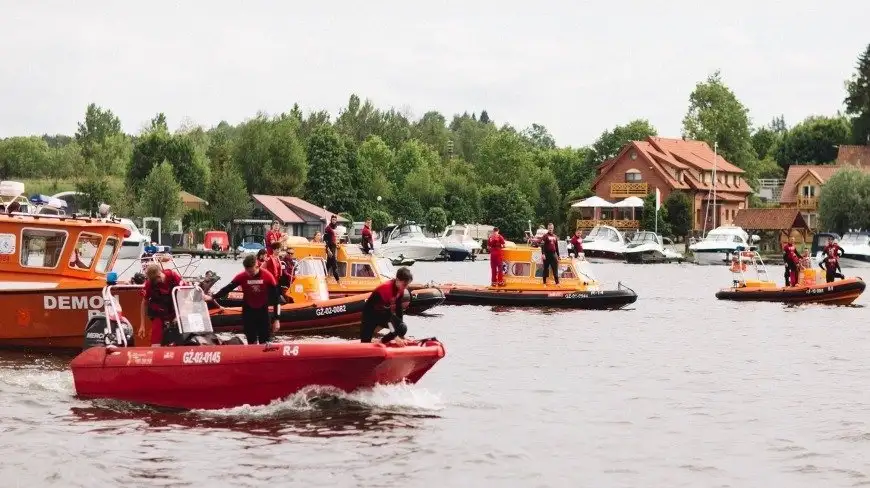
xmin=713 ymin=142 xmax=718 ymax=229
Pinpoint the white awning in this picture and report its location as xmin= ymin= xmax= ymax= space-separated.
xmin=613 ymin=196 xmax=644 ymax=208
xmin=571 ymin=196 xmax=613 ymax=208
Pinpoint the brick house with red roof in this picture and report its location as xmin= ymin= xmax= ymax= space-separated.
xmin=588 ymin=137 xmax=752 ymax=232
xmin=779 ymin=145 xmax=870 ymax=230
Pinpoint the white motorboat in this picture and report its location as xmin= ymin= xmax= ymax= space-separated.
xmin=623 ymin=231 xmax=684 ymax=263
xmin=376 ymin=222 xmax=445 ymax=261
xmin=439 ymin=224 xmax=486 ymax=261
xmin=688 ymin=225 xmax=759 ymax=265
xmin=838 ymin=231 xmax=870 ymax=268
xmin=580 ymin=225 xmax=628 ymax=263
xmin=118 ymin=218 xmax=148 ymax=260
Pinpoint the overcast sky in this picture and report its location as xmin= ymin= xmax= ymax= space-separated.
xmin=0 ymin=0 xmax=867 ymax=147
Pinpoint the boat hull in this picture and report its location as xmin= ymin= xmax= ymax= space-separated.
xmin=445 ymin=249 xmax=473 ymax=261
xmin=715 ymin=277 xmax=866 ymax=305
xmin=209 ymin=294 xmax=374 ymax=334
xmin=441 ymin=285 xmax=637 ymax=310
xmin=0 ymin=285 xmax=146 ymax=350
xmin=118 ymin=240 xmax=144 ymax=260
xmin=581 ymin=249 xmax=625 ymax=263
xmin=624 ymin=249 xmax=683 ymax=264
xmin=692 ymin=250 xmax=734 ymax=265
xmin=376 ymin=245 xmax=445 ymax=262
xmin=840 ymin=256 xmax=870 ymax=268
xmin=70 ymin=340 xmax=446 ymax=410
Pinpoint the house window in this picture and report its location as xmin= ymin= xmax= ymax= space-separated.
xmin=624 ymin=169 xmax=642 ymax=182
xmin=802 ymin=186 xmax=816 ymax=197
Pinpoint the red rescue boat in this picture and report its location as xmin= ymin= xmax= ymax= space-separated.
xmin=71 ymin=285 xmax=445 ymax=410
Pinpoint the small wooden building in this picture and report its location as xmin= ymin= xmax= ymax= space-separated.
xmin=732 ymin=208 xmax=811 ymax=251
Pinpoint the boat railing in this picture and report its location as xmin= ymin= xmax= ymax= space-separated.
xmin=730 ymin=250 xmax=770 ymax=284
xmin=102 ymin=284 xmax=143 ymax=348
xmin=172 ymin=285 xmax=214 ymax=334
xmin=116 ymin=252 xmax=204 ymax=281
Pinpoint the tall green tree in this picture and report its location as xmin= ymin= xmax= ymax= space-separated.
xmin=773 ymin=115 xmax=851 ymax=169
xmin=682 ymin=71 xmax=756 ymax=171
xmin=818 ymin=167 xmax=870 ymax=233
xmin=232 ymin=114 xmax=307 ymax=195
xmin=844 ymin=43 xmax=870 ymax=144
xmin=74 ymin=103 xmax=123 ymax=163
xmin=424 ymin=207 xmax=448 ymax=235
xmin=208 ymin=164 xmax=252 ymax=229
xmin=521 ymin=123 xmax=557 ymax=150
xmin=590 ymin=119 xmax=657 ymax=164
xmin=137 ymin=161 xmax=185 ymax=224
xmin=305 ymin=125 xmax=353 ymax=212
xmin=480 ymin=184 xmax=534 ymax=240
xmin=664 ymin=191 xmax=693 ymax=237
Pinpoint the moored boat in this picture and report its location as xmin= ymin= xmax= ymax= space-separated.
xmin=0 ymin=181 xmax=146 ymax=350
xmin=715 ymin=250 xmax=865 ymax=305
xmin=689 ymin=225 xmax=759 ymax=265
xmin=71 ymin=285 xmax=445 ymax=410
xmin=438 ymin=246 xmax=637 ymax=309
xmin=216 ymin=243 xmax=444 ymax=315
xmin=623 ymin=231 xmax=684 ymax=264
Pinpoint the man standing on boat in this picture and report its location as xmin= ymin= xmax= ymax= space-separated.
xmin=207 ymin=254 xmax=281 ymax=344
xmin=360 ymin=267 xmax=413 ymax=345
xmin=488 ymin=227 xmax=506 ymax=287
xmin=361 ymin=218 xmax=375 ymax=254
xmin=569 ymin=229 xmax=583 ymax=258
xmin=141 ymin=263 xmax=186 ymax=346
xmin=782 ymin=237 xmax=799 ymax=287
xmin=265 ymin=221 xmax=282 ymax=256
xmin=820 ymin=247 xmax=846 ymax=283
xmin=324 ymin=215 xmax=341 ymax=284
xmin=823 ymin=237 xmax=844 ymax=275
xmin=540 ymin=223 xmax=560 ymax=285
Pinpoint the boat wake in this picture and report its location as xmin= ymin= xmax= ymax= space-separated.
xmin=193 ymin=382 xmax=445 ymax=418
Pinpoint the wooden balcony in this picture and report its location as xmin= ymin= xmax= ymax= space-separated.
xmin=576 ymin=219 xmax=640 ymax=230
xmin=610 ymin=182 xmax=649 ymax=198
xmin=797 ymin=196 xmax=818 ymax=210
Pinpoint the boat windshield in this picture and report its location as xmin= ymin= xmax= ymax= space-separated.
xmin=295 ymin=258 xmax=326 ymax=277
xmin=841 ymin=233 xmax=870 ymax=246
xmin=629 ymin=232 xmax=658 ymax=244
xmin=572 ymin=259 xmax=598 ymax=282
xmin=586 ymin=226 xmax=620 ymax=242
xmin=393 ymin=224 xmax=424 ymax=238
xmin=376 ymin=257 xmax=397 ymax=279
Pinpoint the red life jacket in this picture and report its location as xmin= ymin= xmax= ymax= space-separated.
xmin=372 ymin=280 xmax=400 ymax=312
xmin=144 ymin=270 xmax=181 ymax=319
xmin=541 ymin=233 xmax=558 ymax=253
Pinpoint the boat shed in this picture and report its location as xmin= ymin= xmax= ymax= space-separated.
xmin=733 ymin=208 xmax=811 ymax=250
xmin=250 ymin=195 xmax=348 ymax=238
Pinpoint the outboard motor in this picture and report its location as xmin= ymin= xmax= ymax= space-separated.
xmin=82 ymin=314 xmax=133 ymax=350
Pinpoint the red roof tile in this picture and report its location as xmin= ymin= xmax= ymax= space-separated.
xmin=733 ymin=208 xmax=809 ymax=231
xmin=252 ymin=195 xmax=304 ymax=224
xmin=836 ymin=145 xmax=870 ymax=167
xmin=779 ymin=164 xmax=850 ymax=204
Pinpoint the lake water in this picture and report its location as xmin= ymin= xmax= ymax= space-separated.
xmin=1 ymin=258 xmax=868 ymax=487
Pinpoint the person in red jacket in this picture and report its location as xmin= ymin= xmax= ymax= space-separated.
xmin=488 ymin=227 xmax=506 ymax=286
xmin=539 ymin=223 xmax=560 ymax=285
xmin=361 ymin=218 xmax=375 ymax=254
xmin=569 ymin=229 xmax=583 ymax=258
xmin=261 ymin=241 xmax=283 ymax=281
xmin=265 ymin=221 xmax=282 ymax=256
xmin=782 ymin=237 xmax=799 ymax=286
xmin=208 ymin=254 xmax=281 ymax=344
xmin=819 ymin=247 xmax=846 ymax=283
xmin=360 ymin=267 xmax=413 ymax=345
xmin=823 ymin=237 xmax=844 ymax=275
xmin=141 ymin=264 xmax=186 ymax=346
xmin=324 ymin=215 xmax=341 ymax=283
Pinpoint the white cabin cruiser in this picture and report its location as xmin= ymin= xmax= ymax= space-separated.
xmin=838 ymin=231 xmax=870 ymax=268
xmin=688 ymin=225 xmax=759 ymax=265
xmin=377 ymin=222 xmax=446 ymax=261
xmin=623 ymin=231 xmax=683 ymax=263
xmin=439 ymin=224 xmax=485 ymax=261
xmin=580 ymin=225 xmax=628 ymax=263
xmin=118 ymin=218 xmax=148 ymax=259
